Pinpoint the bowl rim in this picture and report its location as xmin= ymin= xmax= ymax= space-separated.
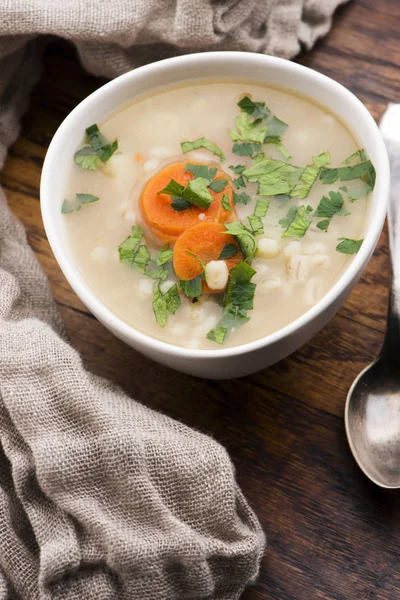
xmin=40 ymin=51 xmax=390 ymax=359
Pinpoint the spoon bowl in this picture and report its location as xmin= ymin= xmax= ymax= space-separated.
xmin=345 ymin=356 xmax=400 ymax=489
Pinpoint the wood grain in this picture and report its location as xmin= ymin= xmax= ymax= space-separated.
xmin=1 ymin=0 xmax=399 ymax=597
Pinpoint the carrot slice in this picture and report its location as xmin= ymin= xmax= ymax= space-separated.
xmin=140 ymin=161 xmax=236 ymax=244
xmin=173 ymin=222 xmax=243 ymax=293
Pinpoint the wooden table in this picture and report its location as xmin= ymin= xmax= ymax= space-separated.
xmin=2 ymin=0 xmax=399 ymax=597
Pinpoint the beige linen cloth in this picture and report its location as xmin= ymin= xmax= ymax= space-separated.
xmin=0 ymin=1 xmax=347 ymax=599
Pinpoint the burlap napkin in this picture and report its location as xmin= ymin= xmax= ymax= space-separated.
xmin=0 ymin=1 xmax=347 ymax=598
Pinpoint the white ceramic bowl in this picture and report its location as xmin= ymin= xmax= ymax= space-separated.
xmin=41 ymin=52 xmax=389 ymax=379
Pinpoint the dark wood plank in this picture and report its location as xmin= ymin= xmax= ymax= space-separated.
xmin=1 ymin=2 xmax=399 ymax=598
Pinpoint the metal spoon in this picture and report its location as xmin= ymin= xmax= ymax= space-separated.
xmin=345 ymin=104 xmax=400 ymax=489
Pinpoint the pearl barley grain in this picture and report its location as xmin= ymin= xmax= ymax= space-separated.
xmin=143 ymin=159 xmax=160 ymax=172
xmin=205 ymin=260 xmax=229 ymax=291
xmin=258 ymin=237 xmax=280 ymax=259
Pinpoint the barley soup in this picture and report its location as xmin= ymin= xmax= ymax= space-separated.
xmin=62 ymin=82 xmax=375 ymax=349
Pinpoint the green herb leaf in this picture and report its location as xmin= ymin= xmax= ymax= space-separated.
xmin=74 ymin=146 xmax=100 ymax=170
xmin=219 ymin=244 xmax=238 ymax=260
xmin=152 ymin=283 xmax=181 ymax=327
xmin=232 ymin=142 xmax=262 ymax=157
xmin=207 ymin=261 xmax=256 ymax=344
xmin=316 ymin=219 xmax=330 ymax=231
xmin=313 ymin=191 xmax=349 ymax=231
xmin=181 ymin=137 xmax=225 ymax=160
xmin=221 ymin=194 xmax=231 ymax=211
xmin=179 ymin=275 xmax=203 ymax=299
xmin=278 ymin=205 xmax=298 ymax=229
xmin=185 ymin=164 xmax=217 ymax=181
xmin=233 ymin=175 xmax=246 ymax=189
xmin=206 ymin=327 xmax=228 ymax=344
xmin=248 ymin=197 xmax=270 ymax=234
xmin=229 ymin=113 xmax=267 ymax=144
xmin=186 ymin=251 xmax=206 ymax=272
xmin=320 ymin=160 xmax=376 ymax=189
xmin=61 ymin=199 xmax=74 ymax=214
xmin=244 ymin=158 xmax=302 ymax=196
xmin=223 ymin=222 xmax=257 ymax=262
xmin=343 ymin=149 xmax=366 ymax=165
xmin=164 ymin=284 xmax=181 ymax=314
xmin=118 ymin=226 xmax=144 ymax=265
xmin=229 ymin=164 xmax=246 ymax=175
xmin=247 ymin=216 xmax=263 ymax=235
xmin=237 ymin=96 xmax=289 ymax=157
xmin=76 ymin=193 xmax=99 ymax=204
xmin=209 ymin=178 xmax=228 ymax=192
xmin=237 ymin=96 xmax=271 ymax=120
xmin=155 ymin=248 xmax=173 ymax=266
xmin=152 ymin=283 xmax=167 ymax=327
xmin=171 ymin=197 xmax=191 ymax=211
xmin=290 ymin=152 xmax=330 ymax=199
xmin=336 ymin=237 xmax=363 ymax=254
xmin=86 ymin=124 xmax=118 ymax=163
xmin=158 ymin=177 xmax=214 ymax=209
xmin=314 ymin=191 xmax=344 ymax=218
xmin=233 ymin=191 xmax=252 ymax=205
xmin=146 ymin=266 xmax=169 ymax=281
xmin=264 ymin=116 xmax=288 ymax=141
xmin=132 ymin=245 xmax=151 ymax=272
xmin=340 ymin=181 xmax=372 ymax=201
xmin=281 ymin=205 xmax=313 ymax=238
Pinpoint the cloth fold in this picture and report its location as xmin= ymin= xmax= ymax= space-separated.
xmin=0 ymin=0 xmax=347 ymax=598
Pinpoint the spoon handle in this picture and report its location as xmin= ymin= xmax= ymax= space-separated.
xmin=383 ymin=142 xmax=400 ymax=353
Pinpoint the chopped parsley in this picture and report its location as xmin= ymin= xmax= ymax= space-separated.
xmin=74 ymin=124 xmax=118 ymax=170
xmin=236 ymin=96 xmax=289 ymax=158
xmin=280 ymin=205 xmax=313 ymax=238
xmin=152 ymin=283 xmax=181 ymax=327
xmin=343 ymin=149 xmax=366 ymax=165
xmin=233 ymin=191 xmax=252 ymax=205
xmin=179 ymin=275 xmax=203 ymax=299
xmin=146 ymin=266 xmax=169 ymax=281
xmin=155 ymin=248 xmax=173 ymax=266
xmin=219 ymin=244 xmax=238 ymax=260
xmin=185 ymin=163 xmax=217 ymax=180
xmin=340 ymin=182 xmax=372 ymax=202
xmin=233 ymin=175 xmax=246 ymax=189
xmin=74 ymin=146 xmax=100 ymax=171
xmin=248 ymin=197 xmax=270 ymax=235
xmin=229 ymin=164 xmax=246 ymax=174
xmin=158 ymin=177 xmax=214 ymax=210
xmin=229 ymin=112 xmax=267 ymax=144
xmin=336 ymin=237 xmax=363 ymax=254
xmin=209 ymin=178 xmax=228 ymax=192
xmin=181 ymin=137 xmax=225 ymax=160
xmin=223 ymin=222 xmax=257 ymax=262
xmin=118 ymin=226 xmax=149 ymax=270
xmin=230 ymin=165 xmax=247 ymax=188
xmin=243 ymin=158 xmax=302 ymax=196
xmin=290 ymin=152 xmax=330 ymax=199
xmin=221 ymin=194 xmax=231 ymax=211
xmin=61 ymin=193 xmax=99 ymax=213
xmin=320 ymin=160 xmax=376 ymax=189
xmin=87 ymin=124 xmax=118 ymax=162
xmin=76 ymin=193 xmax=99 ymax=204
xmin=61 ymin=199 xmax=74 ymax=214
xmin=232 ymin=142 xmax=262 ymax=157
xmin=238 ymin=96 xmax=271 ymax=120
xmin=314 ymin=191 xmax=349 ymax=231
xmin=207 ymin=261 xmax=256 ymax=344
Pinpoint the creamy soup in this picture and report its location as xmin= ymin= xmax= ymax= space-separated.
xmin=62 ymin=82 xmax=375 ymax=349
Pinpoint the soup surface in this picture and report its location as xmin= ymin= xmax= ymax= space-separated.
xmin=63 ymin=81 xmax=375 ymax=349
